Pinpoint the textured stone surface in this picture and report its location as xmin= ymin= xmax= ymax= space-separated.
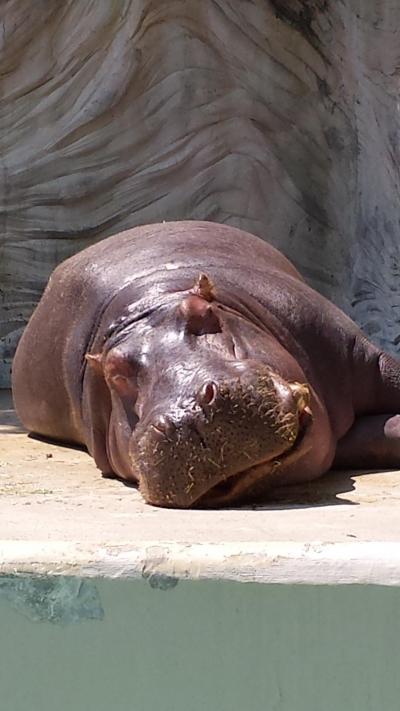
xmin=2 ymin=1 xmax=400 ymax=384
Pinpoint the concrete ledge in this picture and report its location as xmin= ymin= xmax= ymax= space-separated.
xmin=1 ymin=390 xmax=400 ymax=585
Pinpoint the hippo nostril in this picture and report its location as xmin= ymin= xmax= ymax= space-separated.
xmin=289 ymin=382 xmax=312 ymax=416
xmin=198 ymin=381 xmax=218 ymax=407
xmin=151 ymin=415 xmax=176 ymax=440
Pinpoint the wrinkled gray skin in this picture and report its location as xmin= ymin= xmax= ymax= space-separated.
xmin=12 ymin=221 xmax=400 ymax=507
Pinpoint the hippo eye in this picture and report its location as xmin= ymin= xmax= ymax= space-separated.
xmin=109 ymin=373 xmax=138 ymax=402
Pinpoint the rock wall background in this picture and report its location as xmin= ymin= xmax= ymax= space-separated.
xmin=1 ymin=0 xmax=400 ymax=385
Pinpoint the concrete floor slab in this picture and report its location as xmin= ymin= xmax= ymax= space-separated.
xmin=1 ymin=390 xmax=400 ymax=584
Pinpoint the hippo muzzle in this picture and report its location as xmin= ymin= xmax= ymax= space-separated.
xmin=129 ymin=366 xmax=312 ymax=508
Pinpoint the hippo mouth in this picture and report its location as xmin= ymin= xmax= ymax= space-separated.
xmin=195 ymin=407 xmax=313 ymax=507
xmin=133 ymin=375 xmax=313 ymax=508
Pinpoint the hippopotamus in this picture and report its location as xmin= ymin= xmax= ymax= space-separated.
xmin=12 ymin=221 xmax=400 ymax=508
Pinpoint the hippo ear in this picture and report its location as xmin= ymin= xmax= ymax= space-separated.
xmin=179 ymin=294 xmax=222 ymax=336
xmin=85 ymin=353 xmax=103 ymax=375
xmin=85 ymin=351 xmax=137 ymax=399
xmin=85 ymin=350 xmax=137 ymax=400
xmin=103 ymin=350 xmax=138 ymax=400
xmin=191 ymin=273 xmax=215 ymax=302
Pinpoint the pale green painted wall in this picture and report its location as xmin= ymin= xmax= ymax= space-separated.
xmin=1 ymin=578 xmax=399 ymax=711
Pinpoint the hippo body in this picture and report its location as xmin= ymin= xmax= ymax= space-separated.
xmin=12 ymin=221 xmax=400 ymax=507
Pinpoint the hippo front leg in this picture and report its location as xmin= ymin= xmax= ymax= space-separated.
xmin=334 ymin=345 xmax=400 ymax=468
xmin=333 ymin=414 xmax=400 ymax=469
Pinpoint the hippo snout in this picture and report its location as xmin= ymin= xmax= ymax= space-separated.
xmin=129 ymin=369 xmax=312 ymax=508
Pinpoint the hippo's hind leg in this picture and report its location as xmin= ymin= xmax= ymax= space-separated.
xmin=334 ymin=414 xmax=400 ymax=469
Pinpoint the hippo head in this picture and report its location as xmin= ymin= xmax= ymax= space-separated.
xmin=86 ymin=275 xmax=313 ymax=508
